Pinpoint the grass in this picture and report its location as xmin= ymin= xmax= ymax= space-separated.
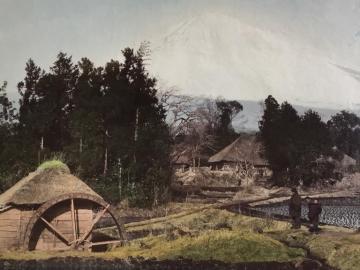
xmin=0 ymin=230 xmax=304 ymax=263
xmin=37 ymin=159 xmax=69 ymax=171
xmin=98 ymin=208 xmax=360 ymax=270
xmin=2 ymin=206 xmax=360 ymax=270
xmin=268 ymin=226 xmax=360 ymax=270
xmin=104 ymin=229 xmax=305 ymax=262
xmin=124 ymin=208 xmax=289 ymax=232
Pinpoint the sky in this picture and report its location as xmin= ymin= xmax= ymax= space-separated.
xmin=1 ymin=0 xmax=360 ymax=106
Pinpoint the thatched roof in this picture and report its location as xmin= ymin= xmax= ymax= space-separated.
xmin=315 ymin=153 xmax=356 ymax=169
xmin=0 ymin=165 xmax=101 ymax=206
xmin=208 ymin=136 xmax=268 ymax=166
xmin=172 ymin=149 xmax=192 ymax=165
xmin=340 ymin=154 xmax=357 ymax=167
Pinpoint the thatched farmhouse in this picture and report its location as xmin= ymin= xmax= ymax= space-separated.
xmin=0 ymin=162 xmax=123 ymax=251
xmin=208 ymin=135 xmax=271 ymax=177
xmin=172 ymin=149 xmax=192 ymax=171
xmin=315 ymin=153 xmax=357 ymax=173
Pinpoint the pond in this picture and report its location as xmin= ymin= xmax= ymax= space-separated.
xmin=254 ymin=197 xmax=360 ymax=229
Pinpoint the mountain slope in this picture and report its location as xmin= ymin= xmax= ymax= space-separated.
xmin=150 ymin=12 xmax=360 ymax=110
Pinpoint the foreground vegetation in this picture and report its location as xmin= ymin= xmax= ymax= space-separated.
xmin=2 ymin=207 xmax=360 ymax=269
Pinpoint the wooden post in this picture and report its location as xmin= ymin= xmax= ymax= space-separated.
xmin=71 ymin=199 xmax=76 ymax=242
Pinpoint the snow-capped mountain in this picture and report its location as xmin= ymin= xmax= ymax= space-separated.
xmin=149 ymin=12 xmax=360 ymax=111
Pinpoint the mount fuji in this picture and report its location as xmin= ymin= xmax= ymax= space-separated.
xmin=149 ymin=12 xmax=360 ymax=115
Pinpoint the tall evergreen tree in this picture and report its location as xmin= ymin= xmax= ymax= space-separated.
xmin=214 ymin=99 xmax=242 ymax=150
xmin=328 ymin=111 xmax=360 ymax=159
xmin=259 ymin=96 xmax=333 ymax=186
xmin=67 ymin=58 xmax=104 ymax=177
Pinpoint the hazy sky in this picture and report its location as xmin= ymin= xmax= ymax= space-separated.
xmin=1 ymin=0 xmax=360 ymax=103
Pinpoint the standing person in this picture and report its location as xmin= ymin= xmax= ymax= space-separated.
xmin=307 ymin=198 xmax=322 ymax=233
xmin=289 ymin=187 xmax=302 ymax=229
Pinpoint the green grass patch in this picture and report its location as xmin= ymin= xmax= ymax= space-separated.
xmin=37 ymin=159 xmax=69 ymax=172
xmin=105 ymin=229 xmax=305 ymax=262
xmin=268 ymin=227 xmax=360 ymax=270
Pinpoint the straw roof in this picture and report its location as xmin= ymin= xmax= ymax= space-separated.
xmin=315 ymin=153 xmax=356 ymax=169
xmin=0 ymin=165 xmax=101 ymax=206
xmin=340 ymin=154 xmax=356 ymax=168
xmin=172 ymin=149 xmax=192 ymax=165
xmin=208 ymin=135 xmax=268 ymax=166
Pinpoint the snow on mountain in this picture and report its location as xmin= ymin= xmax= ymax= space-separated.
xmin=149 ymin=12 xmax=360 ymax=111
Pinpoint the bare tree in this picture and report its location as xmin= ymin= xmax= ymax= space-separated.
xmin=158 ymin=90 xmax=219 ymax=167
xmin=158 ymin=87 xmax=198 ymax=138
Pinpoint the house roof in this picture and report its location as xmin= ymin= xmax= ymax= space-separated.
xmin=172 ymin=149 xmax=192 ymax=165
xmin=0 ymin=165 xmax=101 ymax=206
xmin=340 ymin=154 xmax=357 ymax=167
xmin=315 ymin=149 xmax=356 ymax=169
xmin=208 ymin=135 xmax=268 ymax=166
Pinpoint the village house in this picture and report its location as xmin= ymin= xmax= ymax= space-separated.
xmin=208 ymin=135 xmax=271 ymax=178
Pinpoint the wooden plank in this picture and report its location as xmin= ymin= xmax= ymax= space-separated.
xmin=49 ymin=220 xmax=91 ymax=229
xmin=0 ymin=211 xmax=20 ymax=220
xmin=0 ymin=221 xmax=21 ymax=227
xmin=0 ymin=226 xmax=19 ymax=232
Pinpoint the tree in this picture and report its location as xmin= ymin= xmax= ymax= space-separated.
xmin=158 ymin=88 xmax=197 ymax=139
xmin=259 ymin=95 xmax=282 ymax=178
xmin=259 ymin=96 xmax=333 ymax=186
xmin=214 ymin=98 xmax=243 ymax=149
xmin=67 ymin=58 xmax=104 ymax=177
xmin=18 ymin=53 xmax=79 ymax=156
xmin=0 ymin=81 xmax=18 ymax=191
xmin=0 ymin=81 xmax=15 ymax=124
xmin=327 ymin=111 xmax=360 ymax=159
xmin=99 ymin=45 xmax=171 ymax=206
xmin=295 ymin=110 xmax=333 ymax=185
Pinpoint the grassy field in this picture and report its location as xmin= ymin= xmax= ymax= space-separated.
xmin=1 ymin=206 xmax=360 ymax=270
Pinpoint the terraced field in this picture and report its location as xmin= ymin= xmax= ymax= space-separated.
xmin=255 ymin=197 xmax=360 ymax=228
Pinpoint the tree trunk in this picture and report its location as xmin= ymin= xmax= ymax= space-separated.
xmin=133 ymin=108 xmax=139 ymax=163
xmin=38 ymin=136 xmax=44 ymax=164
xmin=103 ymin=147 xmax=108 ymax=176
xmin=79 ymin=136 xmax=83 ymax=153
xmin=103 ymin=130 xmax=108 ymax=176
xmin=118 ymin=158 xmax=122 ymax=200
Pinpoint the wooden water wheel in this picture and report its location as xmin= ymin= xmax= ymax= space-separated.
xmin=23 ymin=193 xmax=126 ymax=251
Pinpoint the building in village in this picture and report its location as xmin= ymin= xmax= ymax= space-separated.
xmin=315 ymin=152 xmax=357 ymax=174
xmin=208 ymin=135 xmax=271 ymax=178
xmin=0 ymin=163 xmax=124 ymax=251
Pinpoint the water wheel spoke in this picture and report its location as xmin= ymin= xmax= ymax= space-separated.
xmin=70 ymin=198 xmax=77 ymax=243
xmin=40 ymin=217 xmax=71 ymax=245
xmin=75 ymin=204 xmax=110 ymax=246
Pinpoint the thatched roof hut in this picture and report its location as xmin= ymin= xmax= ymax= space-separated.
xmin=208 ymin=135 xmax=268 ymax=167
xmin=315 ymin=153 xmax=356 ymax=171
xmin=0 ymin=164 xmax=99 ymax=207
xmin=0 ymin=161 xmax=123 ymax=251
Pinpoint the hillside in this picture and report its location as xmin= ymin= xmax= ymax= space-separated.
xmin=150 ymin=12 xmax=360 ymax=112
